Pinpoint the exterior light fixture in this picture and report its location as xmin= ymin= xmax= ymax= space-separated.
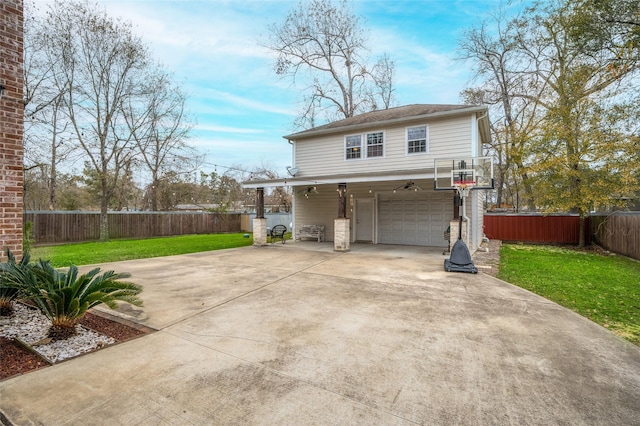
xmin=393 ymin=181 xmax=423 ymax=192
xmin=300 ymin=186 xmax=318 ymax=199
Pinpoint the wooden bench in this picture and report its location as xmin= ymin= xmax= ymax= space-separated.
xmin=296 ymin=224 xmax=325 ymax=242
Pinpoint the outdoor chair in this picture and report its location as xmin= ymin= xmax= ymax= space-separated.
xmin=270 ymin=224 xmax=287 ymax=244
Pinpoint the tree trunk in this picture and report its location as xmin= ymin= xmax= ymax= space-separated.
xmin=579 ymin=216 xmax=586 ymax=248
xmin=48 ymin=165 xmax=57 ymax=211
xmin=100 ymin=177 xmax=110 ymax=241
xmin=151 ymin=181 xmax=158 ymax=211
xmin=48 ymin=108 xmax=59 ymax=211
xmin=150 ymin=170 xmax=159 ymax=211
xmin=99 ymin=203 xmax=109 ymax=241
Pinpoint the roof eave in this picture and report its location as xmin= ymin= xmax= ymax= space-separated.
xmin=242 ymin=168 xmax=438 ymax=188
xmin=283 ymin=105 xmax=489 ymax=140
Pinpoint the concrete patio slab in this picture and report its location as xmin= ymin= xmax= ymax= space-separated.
xmin=1 ymin=243 xmax=639 ymax=425
xmin=84 ymin=246 xmax=340 ymax=330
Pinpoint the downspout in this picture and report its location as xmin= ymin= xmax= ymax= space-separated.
xmin=477 ymin=110 xmax=489 ymax=251
xmin=470 ymin=109 xmax=489 ymax=251
xmin=473 ymin=110 xmax=488 ymax=157
xmin=287 ymin=138 xmax=295 ymax=166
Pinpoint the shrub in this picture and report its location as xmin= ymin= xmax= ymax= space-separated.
xmin=22 ymin=261 xmax=143 ymax=340
xmin=23 ymin=221 xmax=35 ymax=254
xmin=0 ymin=250 xmax=32 ymax=316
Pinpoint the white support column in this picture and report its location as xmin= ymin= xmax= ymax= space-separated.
xmin=253 ymin=218 xmax=267 ymax=246
xmin=334 ymin=218 xmax=350 ymax=252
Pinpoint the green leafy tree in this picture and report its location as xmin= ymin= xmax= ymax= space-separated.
xmin=568 ymin=0 xmax=640 ymax=58
xmin=56 ymin=173 xmax=95 ymax=210
xmin=198 ymin=171 xmax=243 ymax=212
xmin=517 ymin=1 xmax=640 ymax=245
xmin=145 ymin=171 xmax=199 ymax=211
xmin=460 ymin=0 xmax=640 ymax=244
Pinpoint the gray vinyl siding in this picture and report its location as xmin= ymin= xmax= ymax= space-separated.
xmin=293 ymin=182 xmax=375 ymax=241
xmin=293 ymin=187 xmax=344 ymax=241
xmin=293 ymin=115 xmax=473 ymax=177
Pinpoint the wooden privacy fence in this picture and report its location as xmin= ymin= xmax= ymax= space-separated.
xmin=483 ymin=214 xmax=589 ymax=245
xmin=591 ymin=213 xmax=640 ymax=261
xmin=26 ymin=211 xmax=242 ymax=244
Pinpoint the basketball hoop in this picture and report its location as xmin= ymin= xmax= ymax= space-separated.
xmin=453 ymin=180 xmax=476 ymax=198
xmin=433 ymin=157 xmax=490 ymax=274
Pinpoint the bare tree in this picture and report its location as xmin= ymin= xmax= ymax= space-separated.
xmin=38 ymin=0 xmax=152 ymax=240
xmin=247 ymin=167 xmax=292 ymax=213
xmin=23 ymin=2 xmax=78 ymax=210
xmin=123 ymin=69 xmax=197 ymax=211
xmin=263 ymin=0 xmax=395 ymax=129
xmin=458 ymin=10 xmax=544 ymax=210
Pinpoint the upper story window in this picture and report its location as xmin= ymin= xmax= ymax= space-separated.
xmin=367 ymin=132 xmax=384 ymax=157
xmin=345 ymin=135 xmax=362 ymax=159
xmin=407 ymin=125 xmax=428 ymax=154
xmin=345 ymin=132 xmax=384 ymax=160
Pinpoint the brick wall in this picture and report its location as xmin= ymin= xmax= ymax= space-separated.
xmin=0 ymin=0 xmax=24 ymax=260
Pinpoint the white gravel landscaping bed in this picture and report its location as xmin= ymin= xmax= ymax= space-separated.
xmin=0 ymin=303 xmax=115 ymax=363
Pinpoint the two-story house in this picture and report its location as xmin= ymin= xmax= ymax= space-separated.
xmin=244 ymin=104 xmax=492 ymax=252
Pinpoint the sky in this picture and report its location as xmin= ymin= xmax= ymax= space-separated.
xmin=34 ymin=0 xmax=523 ymax=179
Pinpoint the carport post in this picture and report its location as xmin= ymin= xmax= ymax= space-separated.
xmin=334 ymin=183 xmax=350 ymax=252
xmin=256 ymin=187 xmax=265 ymax=219
xmin=337 ymin=183 xmax=347 ymax=218
xmin=253 ymin=187 xmax=267 ymax=246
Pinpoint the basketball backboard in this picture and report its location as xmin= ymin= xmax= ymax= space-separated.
xmin=434 ymin=157 xmax=494 ymax=190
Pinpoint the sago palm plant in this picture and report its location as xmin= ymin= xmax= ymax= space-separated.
xmin=25 ymin=261 xmax=143 ymax=340
xmin=0 ymin=250 xmax=32 ymax=316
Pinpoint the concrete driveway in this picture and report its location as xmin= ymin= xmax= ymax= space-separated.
xmin=1 ymin=243 xmax=639 ymax=425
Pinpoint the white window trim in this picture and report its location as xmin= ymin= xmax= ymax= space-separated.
xmin=344 ymin=134 xmax=363 ymax=160
xmin=405 ymin=124 xmax=429 ymax=155
xmin=366 ymin=131 xmax=385 ymax=159
xmin=345 ymin=131 xmax=386 ymax=161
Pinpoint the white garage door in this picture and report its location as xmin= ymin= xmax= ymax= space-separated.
xmin=378 ymin=191 xmax=450 ymax=246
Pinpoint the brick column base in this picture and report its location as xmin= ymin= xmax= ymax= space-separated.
xmin=333 ymin=218 xmax=350 ymax=252
xmin=449 ymin=219 xmax=467 ymax=243
xmin=253 ymin=218 xmax=267 ymax=246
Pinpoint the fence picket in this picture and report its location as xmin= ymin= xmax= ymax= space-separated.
xmin=25 ymin=211 xmax=242 ymax=244
xmin=484 ymin=213 xmax=640 ymax=261
xmin=591 ymin=213 xmax=640 ymax=261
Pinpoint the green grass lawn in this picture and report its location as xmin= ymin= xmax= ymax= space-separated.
xmin=31 ymin=233 xmax=254 ymax=267
xmin=498 ymin=244 xmax=640 ymax=346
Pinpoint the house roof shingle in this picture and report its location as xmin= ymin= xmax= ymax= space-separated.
xmin=284 ymin=104 xmax=488 ymax=140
